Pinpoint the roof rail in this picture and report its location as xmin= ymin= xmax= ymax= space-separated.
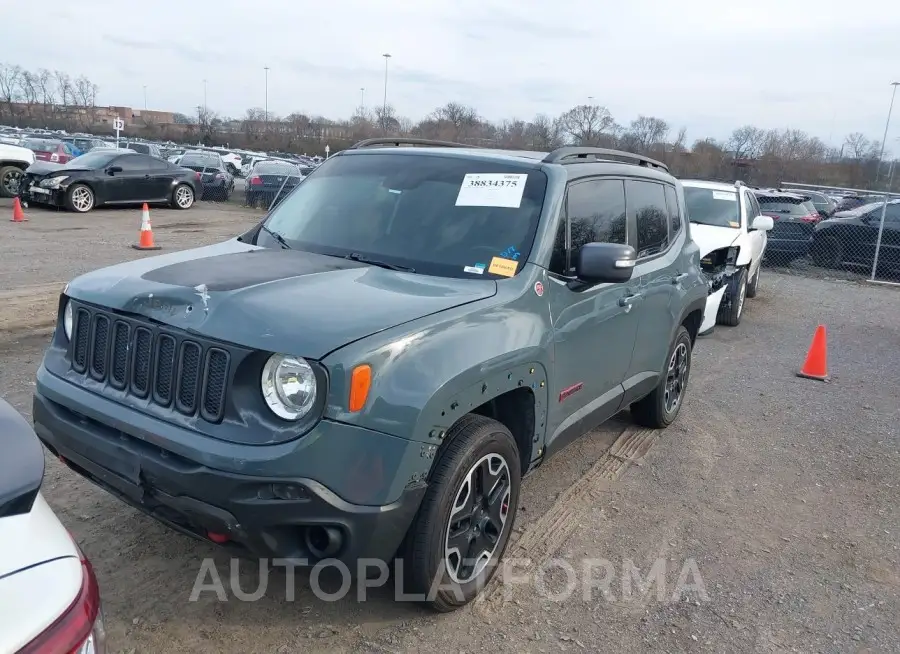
xmin=541 ymin=147 xmax=669 ymax=171
xmin=349 ymin=137 xmax=479 ymax=150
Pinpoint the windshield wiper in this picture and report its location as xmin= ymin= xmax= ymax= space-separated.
xmin=260 ymin=225 xmax=291 ymax=250
xmin=344 ymin=252 xmax=415 ymax=273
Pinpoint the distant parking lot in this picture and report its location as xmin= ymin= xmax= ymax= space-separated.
xmin=1 ymin=199 xmax=898 ymax=652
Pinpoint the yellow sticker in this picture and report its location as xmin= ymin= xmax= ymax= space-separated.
xmin=488 ymin=256 xmax=518 ymax=277
xmin=728 ymin=221 xmax=740 ymax=227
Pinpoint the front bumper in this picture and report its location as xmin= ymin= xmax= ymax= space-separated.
xmin=20 ymin=184 xmax=65 ymax=207
xmin=699 ymin=286 xmax=725 ymax=335
xmin=33 ymin=368 xmax=427 ymax=565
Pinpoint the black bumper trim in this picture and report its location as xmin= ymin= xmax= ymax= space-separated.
xmin=34 ymin=391 xmax=425 ymax=564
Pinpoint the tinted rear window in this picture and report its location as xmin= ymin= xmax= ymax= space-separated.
xmin=256 ymin=162 xmax=300 ymax=175
xmin=757 ymin=197 xmax=809 ymax=215
xmin=24 ymin=139 xmax=57 ymax=150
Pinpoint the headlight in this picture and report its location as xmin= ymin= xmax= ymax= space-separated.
xmin=261 ymin=354 xmax=317 ymax=420
xmin=40 ymin=175 xmax=69 ymax=189
xmin=63 ymin=300 xmax=73 ymax=340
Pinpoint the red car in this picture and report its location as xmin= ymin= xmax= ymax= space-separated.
xmin=22 ymin=138 xmax=78 ymax=164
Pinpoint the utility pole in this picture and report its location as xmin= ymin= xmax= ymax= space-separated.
xmin=360 ymin=87 xmax=365 ymax=112
xmin=264 ymin=67 xmax=270 ymax=127
xmin=143 ymin=85 xmax=147 ymax=110
xmin=875 ymin=82 xmax=900 ymax=185
xmin=382 ymin=53 xmax=391 ymax=133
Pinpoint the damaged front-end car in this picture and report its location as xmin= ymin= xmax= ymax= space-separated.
xmin=698 ymin=246 xmax=740 ymax=334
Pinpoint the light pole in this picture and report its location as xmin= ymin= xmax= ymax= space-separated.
xmin=264 ymin=67 xmax=270 ymax=126
xmin=202 ymin=79 xmax=207 ymax=114
xmin=143 ymin=85 xmax=147 ymax=110
xmin=382 ymin=53 xmax=391 ymax=132
xmin=875 ymin=82 xmax=899 ymax=185
xmin=360 ymin=87 xmax=365 ymax=112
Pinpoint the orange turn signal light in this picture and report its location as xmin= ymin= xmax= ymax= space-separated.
xmin=349 ymin=364 xmax=372 ymax=412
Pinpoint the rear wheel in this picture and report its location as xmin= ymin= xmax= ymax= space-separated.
xmin=0 ymin=165 xmax=24 ymax=198
xmin=717 ymin=267 xmax=747 ymax=327
xmin=172 ymin=183 xmax=194 ymax=210
xmin=65 ymin=184 xmax=95 ymax=213
xmin=631 ymin=326 xmax=693 ymax=428
xmin=400 ymin=414 xmax=520 ymax=612
xmin=812 ymin=235 xmax=842 ymax=268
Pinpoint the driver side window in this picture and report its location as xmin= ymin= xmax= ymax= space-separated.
xmin=549 ymin=179 xmax=627 ymax=276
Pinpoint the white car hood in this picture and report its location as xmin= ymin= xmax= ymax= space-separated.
xmin=690 ymin=223 xmax=740 ymax=258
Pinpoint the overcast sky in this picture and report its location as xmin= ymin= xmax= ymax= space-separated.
xmin=3 ymin=0 xmax=900 ymax=148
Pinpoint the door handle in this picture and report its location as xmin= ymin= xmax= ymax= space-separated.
xmin=672 ymin=273 xmax=688 ymax=285
xmin=618 ymin=293 xmax=642 ymax=307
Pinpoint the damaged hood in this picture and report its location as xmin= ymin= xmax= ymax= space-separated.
xmin=64 ymin=240 xmax=498 ymax=358
xmin=690 ymin=223 xmax=741 ymax=257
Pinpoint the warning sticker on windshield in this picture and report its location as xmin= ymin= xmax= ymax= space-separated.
xmin=455 ymin=173 xmax=528 ymax=208
xmin=728 ymin=221 xmax=740 ymax=227
xmin=488 ymin=256 xmax=518 ymax=277
xmin=712 ymin=191 xmax=737 ymax=201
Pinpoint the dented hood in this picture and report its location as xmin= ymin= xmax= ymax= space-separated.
xmin=690 ymin=223 xmax=741 ymax=258
xmin=64 ymin=240 xmax=497 ymax=358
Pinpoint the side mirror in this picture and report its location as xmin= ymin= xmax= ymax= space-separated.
xmin=575 ymin=243 xmax=636 ymax=284
xmin=106 ymin=165 xmax=123 ymax=175
xmin=751 ymin=215 xmax=774 ymax=231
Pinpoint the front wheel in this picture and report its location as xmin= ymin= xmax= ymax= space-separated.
xmin=717 ymin=267 xmax=747 ymax=327
xmin=746 ymin=264 xmax=760 ymax=298
xmin=172 ymin=183 xmax=194 ymax=210
xmin=0 ymin=165 xmax=24 ymax=198
xmin=400 ymin=414 xmax=520 ymax=612
xmin=630 ymin=326 xmax=693 ymax=428
xmin=65 ymin=184 xmax=95 ymax=213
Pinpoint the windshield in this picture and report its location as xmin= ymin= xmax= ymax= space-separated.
xmin=261 ymin=153 xmax=547 ymax=279
xmin=683 ymin=187 xmax=740 ymax=228
xmin=64 ymin=150 xmax=120 ymax=168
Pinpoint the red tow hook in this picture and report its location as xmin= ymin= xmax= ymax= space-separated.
xmin=207 ymin=531 xmax=230 ymax=544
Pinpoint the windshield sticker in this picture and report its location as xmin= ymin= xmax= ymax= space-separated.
xmin=728 ymin=221 xmax=740 ymax=228
xmin=463 ymin=263 xmax=486 ymax=275
xmin=455 ymin=173 xmax=528 ymax=208
xmin=388 ymin=189 xmax=402 ymax=194
xmin=712 ymin=191 xmax=737 ymax=201
xmin=500 ymin=245 xmax=521 ymax=260
xmin=488 ymin=256 xmax=518 ymax=277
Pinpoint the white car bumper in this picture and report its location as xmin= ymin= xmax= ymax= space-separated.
xmin=699 ymin=286 xmax=726 ymax=335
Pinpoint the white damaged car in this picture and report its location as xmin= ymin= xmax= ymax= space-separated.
xmin=682 ymin=180 xmax=773 ymax=334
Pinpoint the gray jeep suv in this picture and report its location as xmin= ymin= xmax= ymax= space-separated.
xmin=33 ymin=139 xmax=707 ymax=610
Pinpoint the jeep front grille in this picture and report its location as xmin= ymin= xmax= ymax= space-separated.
xmin=69 ymin=304 xmax=231 ymax=422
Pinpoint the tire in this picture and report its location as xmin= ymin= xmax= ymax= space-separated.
xmin=171 ymin=183 xmax=194 ymax=210
xmin=65 ymin=183 xmax=95 ymax=213
xmin=717 ymin=267 xmax=747 ymax=327
xmin=746 ymin=264 xmax=760 ymax=298
xmin=811 ymin=235 xmax=842 ymax=268
xmin=630 ymin=326 xmax=693 ymax=429
xmin=400 ymin=414 xmax=521 ymax=612
xmin=0 ymin=165 xmax=24 ymax=198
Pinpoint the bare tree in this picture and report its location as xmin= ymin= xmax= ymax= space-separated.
xmin=557 ymin=103 xmax=615 ymax=145
xmin=726 ymin=125 xmax=766 ymax=159
xmin=374 ymin=104 xmax=399 ymax=134
xmin=54 ymin=70 xmax=71 ymax=107
xmin=844 ymin=132 xmax=873 ymax=160
xmin=624 ymin=115 xmax=670 ymax=152
xmin=0 ymin=64 xmax=23 ymax=122
xmin=427 ymin=102 xmax=480 ymax=141
xmin=525 ymin=114 xmax=562 ymax=150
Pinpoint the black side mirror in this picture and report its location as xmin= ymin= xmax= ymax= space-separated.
xmin=107 ymin=165 xmax=122 ymax=175
xmin=575 ymin=243 xmax=636 ymax=284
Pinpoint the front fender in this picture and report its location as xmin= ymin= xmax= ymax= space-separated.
xmin=322 ymin=269 xmax=552 ymax=449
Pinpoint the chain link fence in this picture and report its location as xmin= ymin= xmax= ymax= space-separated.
xmin=756 ymin=183 xmax=900 ymax=285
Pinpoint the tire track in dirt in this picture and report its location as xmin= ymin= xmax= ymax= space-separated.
xmin=0 ymin=282 xmax=63 ymax=344
xmin=474 ymin=424 xmax=662 ymax=617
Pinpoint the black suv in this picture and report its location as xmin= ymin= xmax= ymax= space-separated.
xmin=754 ymin=189 xmax=822 ymax=261
xmin=34 ymin=139 xmax=708 ymax=610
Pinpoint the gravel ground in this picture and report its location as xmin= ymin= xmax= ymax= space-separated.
xmin=0 ymin=203 xmax=897 ymax=653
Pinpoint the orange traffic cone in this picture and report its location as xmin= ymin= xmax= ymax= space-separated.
xmin=10 ymin=197 xmax=27 ymax=222
xmin=797 ymin=325 xmax=828 ymax=381
xmin=132 ymin=203 xmax=160 ymax=250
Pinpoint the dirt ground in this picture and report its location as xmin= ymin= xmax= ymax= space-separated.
xmin=0 ymin=200 xmax=898 ymax=653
